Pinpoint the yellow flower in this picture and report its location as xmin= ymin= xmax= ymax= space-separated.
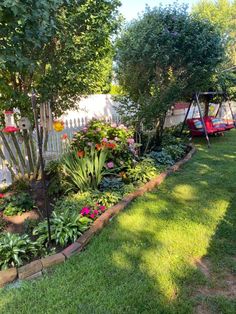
xmin=53 ymin=120 xmax=64 ymax=132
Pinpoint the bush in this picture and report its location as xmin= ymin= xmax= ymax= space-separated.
xmin=127 ymin=158 xmax=159 ymax=183
xmin=45 ymin=160 xmax=68 ymax=196
xmin=148 ymin=150 xmax=174 ymax=166
xmin=164 ymin=144 xmax=186 ymax=161
xmin=0 ymin=192 xmax=35 ymax=216
xmin=33 ymin=210 xmax=91 ymax=247
xmin=71 ymin=119 xmax=137 ymax=169
xmin=0 ymin=232 xmax=40 ymax=270
xmin=100 ymin=177 xmax=124 ymax=191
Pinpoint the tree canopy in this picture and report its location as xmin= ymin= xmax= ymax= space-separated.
xmin=115 ymin=4 xmax=225 ymax=144
xmin=0 ymin=0 xmax=121 ymax=116
xmin=192 ymin=0 xmax=236 ymax=98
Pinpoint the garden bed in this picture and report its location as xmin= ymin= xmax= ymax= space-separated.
xmin=0 ymin=143 xmax=195 ymax=287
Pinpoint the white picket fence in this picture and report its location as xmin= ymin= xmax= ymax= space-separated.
xmin=0 ymin=114 xmax=120 ymax=186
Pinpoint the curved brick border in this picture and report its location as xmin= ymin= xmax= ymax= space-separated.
xmin=0 ymin=144 xmax=196 ymax=288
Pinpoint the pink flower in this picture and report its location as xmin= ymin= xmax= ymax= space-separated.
xmin=82 ymin=127 xmax=88 ymax=133
xmin=100 ymin=206 xmax=106 ymax=211
xmin=90 ymin=214 xmax=95 ymax=219
xmin=0 ymin=193 xmax=5 ymax=198
xmin=114 ymin=137 xmax=119 ymax=141
xmin=93 ymin=210 xmax=99 ymax=215
xmin=80 ymin=207 xmax=90 ymax=215
xmin=107 ymin=161 xmax=114 ymax=169
xmin=102 ymin=138 xmax=108 ymax=142
xmin=127 ymin=138 xmax=135 ymax=145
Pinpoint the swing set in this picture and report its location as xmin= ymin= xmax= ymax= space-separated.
xmin=180 ymin=92 xmax=235 ymax=147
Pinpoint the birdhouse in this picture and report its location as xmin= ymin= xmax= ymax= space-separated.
xmin=19 ymin=117 xmax=31 ymax=130
xmin=4 ymin=110 xmax=15 ymax=127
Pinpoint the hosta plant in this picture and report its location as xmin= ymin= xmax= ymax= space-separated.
xmin=126 ymin=158 xmax=159 ymax=183
xmin=33 ymin=210 xmax=91 ymax=247
xmin=0 ymin=232 xmax=39 ymax=270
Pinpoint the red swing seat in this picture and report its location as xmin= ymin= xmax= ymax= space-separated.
xmin=186 ymin=117 xmax=226 ymax=137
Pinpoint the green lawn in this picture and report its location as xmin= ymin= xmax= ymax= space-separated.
xmin=1 ymin=132 xmax=236 ymax=314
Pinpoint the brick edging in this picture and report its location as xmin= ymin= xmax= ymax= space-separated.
xmin=0 ymin=144 xmax=196 ymax=287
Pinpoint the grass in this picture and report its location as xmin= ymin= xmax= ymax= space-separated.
xmin=1 ymin=131 xmax=236 ymax=313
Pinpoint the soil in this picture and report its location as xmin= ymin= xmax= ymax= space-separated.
xmin=193 ymin=257 xmax=236 ymax=313
xmin=1 ymin=179 xmax=53 ymax=234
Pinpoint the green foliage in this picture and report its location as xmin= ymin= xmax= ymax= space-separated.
xmin=0 ymin=0 xmax=121 ymax=115
xmin=33 ymin=210 xmax=91 ymax=247
xmin=92 ymin=190 xmax=122 ymax=208
xmin=0 ymin=216 xmax=6 ymax=232
xmin=164 ymin=144 xmax=186 ymax=161
xmin=0 ymin=232 xmax=39 ymax=270
xmin=62 ymin=148 xmax=108 ymax=192
xmin=100 ymin=177 xmax=124 ymax=191
xmin=23 ymin=218 xmax=39 ymax=236
xmin=58 ymin=190 xmax=122 ymax=211
xmin=148 ymin=150 xmax=174 ymax=166
xmin=116 ymin=4 xmax=225 ymax=145
xmin=45 ymin=160 xmax=67 ymax=196
xmin=193 ymin=0 xmax=236 ymax=98
xmin=71 ymin=119 xmax=136 ymax=169
xmin=127 ymin=158 xmax=159 ymax=183
xmin=0 ymin=192 xmax=35 ymax=216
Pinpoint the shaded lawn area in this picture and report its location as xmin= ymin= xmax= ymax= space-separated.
xmin=1 ymin=132 xmax=236 ymax=314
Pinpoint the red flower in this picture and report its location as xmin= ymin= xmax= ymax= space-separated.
xmin=90 ymin=214 xmax=95 ymax=219
xmin=93 ymin=210 xmax=99 ymax=215
xmin=61 ymin=133 xmax=68 ymax=140
xmin=100 ymin=205 xmax=106 ymax=211
xmin=106 ymin=142 xmax=116 ymax=149
xmin=95 ymin=143 xmax=103 ymax=151
xmin=0 ymin=193 xmax=5 ymax=198
xmin=77 ymin=151 xmax=85 ymax=158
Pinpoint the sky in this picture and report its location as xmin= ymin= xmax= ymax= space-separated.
xmin=120 ymin=0 xmax=198 ymax=21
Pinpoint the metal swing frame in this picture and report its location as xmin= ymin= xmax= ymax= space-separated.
xmin=180 ymin=91 xmax=235 ymax=147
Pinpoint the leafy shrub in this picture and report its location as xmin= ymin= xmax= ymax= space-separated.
xmin=164 ymin=144 xmax=186 ymax=161
xmin=92 ymin=190 xmax=122 ymax=208
xmin=71 ymin=119 xmax=137 ymax=169
xmin=100 ymin=177 xmax=124 ymax=191
xmin=127 ymin=158 xmax=159 ymax=183
xmin=148 ymin=150 xmax=174 ymax=166
xmin=23 ymin=218 xmax=39 ymax=236
xmin=62 ymin=148 xmax=108 ymax=192
xmin=0 ymin=192 xmax=35 ymax=216
xmin=33 ymin=210 xmax=91 ymax=247
xmin=45 ymin=160 xmax=68 ymax=196
xmin=0 ymin=232 xmax=40 ymax=270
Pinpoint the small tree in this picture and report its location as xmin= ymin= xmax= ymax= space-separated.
xmin=115 ymin=4 xmax=225 ymax=148
xmin=0 ymin=0 xmax=121 ymax=178
xmin=193 ymin=0 xmax=236 ymax=99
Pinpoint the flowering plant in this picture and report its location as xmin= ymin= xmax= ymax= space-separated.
xmin=71 ymin=119 xmax=138 ymax=170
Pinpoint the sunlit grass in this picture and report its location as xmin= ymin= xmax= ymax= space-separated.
xmin=0 ymin=131 xmax=236 ymax=313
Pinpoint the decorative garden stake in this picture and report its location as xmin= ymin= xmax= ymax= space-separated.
xmin=31 ymin=91 xmax=51 ymax=245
